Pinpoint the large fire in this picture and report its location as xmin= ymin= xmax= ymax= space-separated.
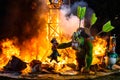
xmin=0 ymin=0 xmax=108 ymax=74
xmin=0 ymin=35 xmax=107 ymax=73
xmin=92 ymin=37 xmax=107 ymax=65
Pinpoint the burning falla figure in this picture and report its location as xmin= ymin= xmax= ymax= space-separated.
xmin=48 ymin=38 xmax=61 ymax=63
xmin=57 ymin=27 xmax=93 ymax=74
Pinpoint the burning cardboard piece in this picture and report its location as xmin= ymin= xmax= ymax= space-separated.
xmin=3 ymin=56 xmax=27 ymax=73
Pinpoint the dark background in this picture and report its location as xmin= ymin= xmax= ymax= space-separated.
xmin=0 ymin=0 xmax=120 ymax=53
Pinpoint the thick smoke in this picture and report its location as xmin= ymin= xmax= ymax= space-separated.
xmin=0 ymin=0 xmax=48 ymax=42
xmin=70 ymin=1 xmax=88 ymax=15
xmin=71 ymin=1 xmax=94 ymax=29
xmin=59 ymin=5 xmax=79 ymax=36
xmin=59 ymin=1 xmax=94 ymax=36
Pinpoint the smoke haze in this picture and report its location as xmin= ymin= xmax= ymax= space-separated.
xmin=0 ymin=0 xmax=48 ymax=42
xmin=59 ymin=1 xmax=94 ymax=36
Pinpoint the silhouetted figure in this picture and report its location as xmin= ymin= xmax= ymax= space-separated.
xmin=48 ymin=38 xmax=61 ymax=63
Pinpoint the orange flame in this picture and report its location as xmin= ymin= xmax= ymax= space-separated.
xmin=92 ymin=37 xmax=107 ymax=65
xmin=0 ymin=34 xmax=108 ymax=73
xmin=0 ymin=38 xmax=20 ymax=70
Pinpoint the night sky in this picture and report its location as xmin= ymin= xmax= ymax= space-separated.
xmin=0 ymin=0 xmax=120 ymax=53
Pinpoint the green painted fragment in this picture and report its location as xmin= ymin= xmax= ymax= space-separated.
xmin=77 ymin=6 xmax=86 ymax=19
xmin=91 ymin=13 xmax=97 ymax=25
xmin=102 ymin=21 xmax=115 ymax=32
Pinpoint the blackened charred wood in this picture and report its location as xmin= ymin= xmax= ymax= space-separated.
xmin=4 ymin=56 xmax=27 ymax=72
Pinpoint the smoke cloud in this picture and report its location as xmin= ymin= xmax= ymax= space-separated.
xmin=0 ymin=0 xmax=94 ymax=42
xmin=59 ymin=5 xmax=79 ymax=36
xmin=59 ymin=1 xmax=94 ymax=36
xmin=0 ymin=0 xmax=48 ymax=42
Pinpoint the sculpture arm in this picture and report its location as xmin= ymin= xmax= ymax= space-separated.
xmin=57 ymin=41 xmax=72 ymax=49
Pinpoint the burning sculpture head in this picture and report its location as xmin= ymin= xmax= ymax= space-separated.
xmin=51 ymin=38 xmax=58 ymax=45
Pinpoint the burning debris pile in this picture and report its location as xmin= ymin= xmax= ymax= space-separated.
xmin=0 ymin=33 xmax=111 ymax=75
